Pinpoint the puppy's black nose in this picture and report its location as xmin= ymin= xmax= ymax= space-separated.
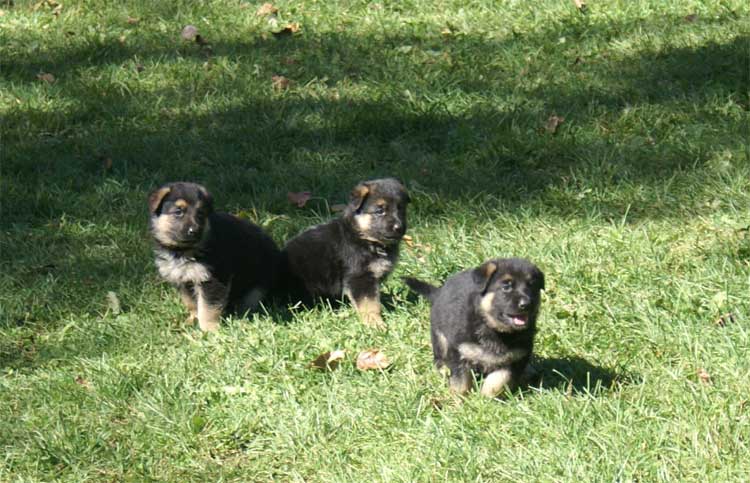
xmin=518 ymin=297 xmax=530 ymax=311
xmin=187 ymin=225 xmax=198 ymax=236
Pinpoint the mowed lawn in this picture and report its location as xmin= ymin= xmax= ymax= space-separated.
xmin=1 ymin=0 xmax=749 ymax=481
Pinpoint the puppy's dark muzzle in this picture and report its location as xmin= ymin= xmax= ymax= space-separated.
xmin=178 ymin=227 xmax=203 ymax=244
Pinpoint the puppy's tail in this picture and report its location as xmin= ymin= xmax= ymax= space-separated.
xmin=402 ymin=277 xmax=439 ymax=302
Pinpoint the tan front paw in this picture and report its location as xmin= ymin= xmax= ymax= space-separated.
xmin=361 ymin=311 xmax=385 ymax=329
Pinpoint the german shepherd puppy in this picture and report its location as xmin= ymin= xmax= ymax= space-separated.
xmin=404 ymin=258 xmax=544 ymax=397
xmin=148 ymin=182 xmax=280 ymax=331
xmin=281 ymin=178 xmax=410 ymax=328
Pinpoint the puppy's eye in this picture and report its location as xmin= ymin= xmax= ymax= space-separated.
xmin=173 ymin=208 xmax=185 ymax=217
xmin=501 ymin=281 xmax=513 ymax=292
xmin=374 ymin=207 xmax=386 ymax=216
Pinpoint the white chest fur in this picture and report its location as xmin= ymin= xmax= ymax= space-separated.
xmin=156 ymin=253 xmax=211 ymax=285
xmin=368 ymin=257 xmax=393 ymax=280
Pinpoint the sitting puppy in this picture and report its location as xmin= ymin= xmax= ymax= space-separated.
xmin=404 ymin=258 xmax=544 ymax=397
xmin=281 ymin=178 xmax=410 ymax=328
xmin=148 ymin=182 xmax=280 ymax=331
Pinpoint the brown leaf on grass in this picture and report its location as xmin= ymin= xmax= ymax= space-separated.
xmin=684 ymin=14 xmax=697 ymax=23
xmin=273 ymin=22 xmax=301 ymax=37
xmin=272 ymin=75 xmax=291 ymax=91
xmin=714 ymin=312 xmax=735 ymax=327
xmin=309 ymin=350 xmax=346 ymax=370
xmin=356 ymin=349 xmax=392 ymax=370
xmin=330 ymin=203 xmax=347 ymax=213
xmin=573 ymin=0 xmax=587 ymax=11
xmin=181 ymin=25 xmax=199 ymax=41
xmin=697 ymin=368 xmax=711 ymax=384
xmin=287 ymin=191 xmax=311 ymax=207
xmin=126 ymin=16 xmax=139 ymax=25
xmin=256 ymin=2 xmax=278 ymax=16
xmin=75 ymin=376 xmax=91 ymax=389
xmin=37 ymin=72 xmax=55 ymax=83
xmin=402 ymin=234 xmax=415 ymax=247
xmin=545 ymin=115 xmax=565 ymax=134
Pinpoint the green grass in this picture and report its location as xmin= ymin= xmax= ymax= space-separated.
xmin=2 ymin=0 xmax=749 ymax=480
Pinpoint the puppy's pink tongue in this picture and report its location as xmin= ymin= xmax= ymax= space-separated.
xmin=511 ymin=315 xmax=527 ymax=326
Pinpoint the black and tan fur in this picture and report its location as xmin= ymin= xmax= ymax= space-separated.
xmin=280 ymin=178 xmax=410 ymax=328
xmin=149 ymin=182 xmax=280 ymax=331
xmin=404 ymin=258 xmax=544 ymax=397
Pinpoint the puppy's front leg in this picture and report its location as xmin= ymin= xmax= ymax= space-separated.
xmin=179 ymin=283 xmax=198 ymax=324
xmin=344 ymin=275 xmax=384 ymax=329
xmin=195 ymin=279 xmax=230 ymax=332
xmin=480 ymin=368 xmax=513 ymax=398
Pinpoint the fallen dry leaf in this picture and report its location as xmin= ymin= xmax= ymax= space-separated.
xmin=402 ymin=234 xmax=415 ymax=247
xmin=573 ymin=0 xmax=586 ymax=11
xmin=309 ymin=350 xmax=346 ymax=370
xmin=273 ymin=22 xmax=301 ymax=37
xmin=697 ymin=368 xmax=711 ymax=384
xmin=75 ymin=376 xmax=91 ymax=389
xmin=330 ymin=203 xmax=347 ymax=213
xmin=356 ymin=349 xmax=392 ymax=370
xmin=37 ymin=72 xmax=55 ymax=84
xmin=256 ymin=2 xmax=278 ymax=16
xmin=714 ymin=312 xmax=735 ymax=327
xmin=126 ymin=16 xmax=139 ymax=25
xmin=545 ymin=115 xmax=565 ymax=134
xmin=106 ymin=290 xmax=120 ymax=314
xmin=287 ymin=191 xmax=311 ymax=207
xmin=181 ymin=24 xmax=199 ymax=41
xmin=272 ymin=75 xmax=291 ymax=91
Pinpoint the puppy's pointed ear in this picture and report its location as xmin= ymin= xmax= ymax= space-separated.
xmin=536 ymin=268 xmax=545 ymax=291
xmin=402 ymin=187 xmax=411 ymax=204
xmin=348 ymin=182 xmax=370 ymax=212
xmin=472 ymin=260 xmax=498 ymax=291
xmin=148 ymin=186 xmax=171 ymax=215
xmin=197 ymin=185 xmax=214 ymax=212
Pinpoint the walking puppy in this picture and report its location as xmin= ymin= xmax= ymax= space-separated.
xmin=404 ymin=258 xmax=544 ymax=397
xmin=281 ymin=178 xmax=410 ymax=328
xmin=149 ymin=182 xmax=280 ymax=331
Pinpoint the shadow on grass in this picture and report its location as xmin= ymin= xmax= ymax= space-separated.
xmin=527 ymin=356 xmax=637 ymax=396
xmin=3 ymin=14 xmax=747 ymax=224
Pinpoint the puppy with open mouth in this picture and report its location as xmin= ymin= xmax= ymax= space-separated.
xmin=148 ymin=182 xmax=280 ymax=331
xmin=404 ymin=258 xmax=544 ymax=397
xmin=280 ymin=178 xmax=410 ymax=328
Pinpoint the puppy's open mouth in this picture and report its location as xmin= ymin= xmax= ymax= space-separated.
xmin=504 ymin=313 xmax=528 ymax=327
